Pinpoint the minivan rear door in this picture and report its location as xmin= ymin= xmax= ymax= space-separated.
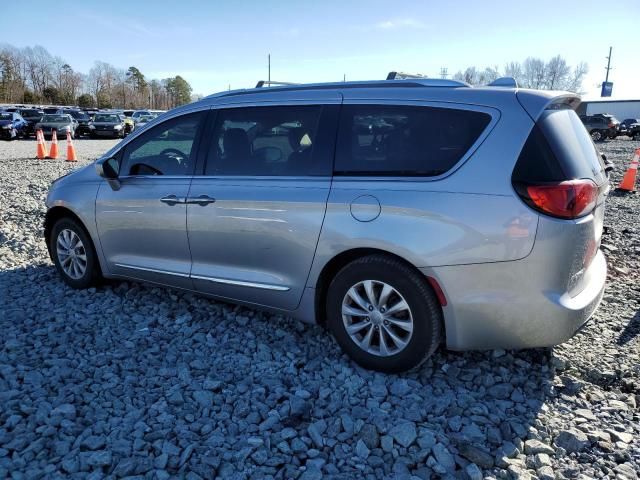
xmin=186 ymin=95 xmax=341 ymax=311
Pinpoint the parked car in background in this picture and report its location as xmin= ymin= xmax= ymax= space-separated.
xmin=619 ymin=118 xmax=640 ymax=139
xmin=89 ymin=113 xmax=125 ymax=138
xmin=133 ymin=114 xmax=155 ymax=130
xmin=57 ymin=108 xmax=92 ymax=137
xmin=580 ymin=114 xmax=619 ymax=141
xmin=42 ymin=107 xmax=60 ymax=115
xmin=44 ymin=78 xmax=609 ymax=372
xmin=131 ymin=110 xmax=157 ymax=123
xmin=35 ymin=114 xmax=77 ymax=139
xmin=0 ymin=112 xmax=29 ymax=140
xmin=17 ymin=108 xmax=44 ymax=136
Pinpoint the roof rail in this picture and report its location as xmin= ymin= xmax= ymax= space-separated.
xmin=386 ymin=71 xmax=428 ymax=80
xmin=255 ymin=80 xmax=299 ymax=88
xmin=488 ymin=77 xmax=518 ymax=88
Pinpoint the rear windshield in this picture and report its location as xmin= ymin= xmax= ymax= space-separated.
xmin=42 ymin=115 xmax=69 ymax=122
xmin=68 ymin=111 xmax=89 ymax=120
xmin=94 ymin=114 xmax=120 ymax=123
xmin=335 ymin=104 xmax=491 ymax=176
xmin=20 ymin=110 xmax=42 ymax=116
xmin=513 ymin=109 xmax=606 ymax=184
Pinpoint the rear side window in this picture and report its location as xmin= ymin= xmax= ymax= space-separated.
xmin=335 ymin=104 xmax=491 ymax=176
xmin=205 ymin=105 xmax=325 ymax=176
xmin=513 ymin=109 xmax=606 ymax=183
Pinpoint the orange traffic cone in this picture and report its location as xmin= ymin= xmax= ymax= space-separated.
xmin=66 ymin=131 xmax=78 ymax=162
xmin=47 ymin=130 xmax=59 ymax=159
xmin=617 ymin=148 xmax=639 ymax=192
xmin=36 ymin=129 xmax=48 ymax=159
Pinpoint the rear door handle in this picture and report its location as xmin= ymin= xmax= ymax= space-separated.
xmin=160 ymin=195 xmax=185 ymax=206
xmin=186 ymin=195 xmax=216 ymax=206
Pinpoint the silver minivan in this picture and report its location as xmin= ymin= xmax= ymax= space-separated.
xmin=45 ymin=77 xmax=608 ymax=372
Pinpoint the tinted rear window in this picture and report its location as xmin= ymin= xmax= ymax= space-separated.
xmin=513 ymin=109 xmax=606 ymax=184
xmin=335 ymin=105 xmax=490 ymax=176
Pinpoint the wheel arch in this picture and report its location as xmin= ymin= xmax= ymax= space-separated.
xmin=44 ymin=206 xmax=94 ymax=262
xmin=313 ymin=247 xmax=444 ymax=327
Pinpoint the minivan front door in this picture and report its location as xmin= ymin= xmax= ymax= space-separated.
xmin=187 ymin=102 xmax=339 ymax=310
xmin=96 ymin=111 xmax=206 ymax=288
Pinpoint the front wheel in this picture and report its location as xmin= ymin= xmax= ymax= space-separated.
xmin=50 ymin=217 xmax=101 ymax=289
xmin=326 ymin=254 xmax=442 ymax=372
xmin=590 ymin=130 xmax=604 ymax=142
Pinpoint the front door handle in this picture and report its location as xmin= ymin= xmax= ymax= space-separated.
xmin=186 ymin=195 xmax=216 ymax=206
xmin=160 ymin=194 xmax=185 ymax=206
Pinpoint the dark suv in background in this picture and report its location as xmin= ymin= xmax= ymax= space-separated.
xmin=580 ymin=114 xmax=620 ymax=141
xmin=17 ymin=108 xmax=44 ymax=137
xmin=57 ymin=108 xmax=92 ymax=137
xmin=619 ymin=118 xmax=640 ymax=140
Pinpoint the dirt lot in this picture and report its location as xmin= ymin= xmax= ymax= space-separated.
xmin=0 ymin=137 xmax=638 ymax=479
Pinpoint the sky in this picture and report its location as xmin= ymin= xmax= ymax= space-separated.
xmin=2 ymin=0 xmax=639 ymax=100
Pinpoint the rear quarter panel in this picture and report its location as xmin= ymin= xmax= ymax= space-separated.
xmin=308 ymin=94 xmax=538 ymax=286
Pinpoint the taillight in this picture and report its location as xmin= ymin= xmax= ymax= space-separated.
xmin=608 ymin=122 xmax=614 ymax=128
xmin=515 ymin=179 xmax=598 ymax=219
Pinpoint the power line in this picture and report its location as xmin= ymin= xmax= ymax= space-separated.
xmin=439 ymin=67 xmax=448 ymax=79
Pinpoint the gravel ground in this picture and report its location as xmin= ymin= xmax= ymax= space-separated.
xmin=0 ymin=137 xmax=638 ymax=480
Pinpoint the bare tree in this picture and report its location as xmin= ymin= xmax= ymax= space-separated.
xmin=566 ymin=62 xmax=589 ymax=94
xmin=545 ymin=55 xmax=571 ymax=90
xmin=522 ymin=57 xmax=546 ymax=89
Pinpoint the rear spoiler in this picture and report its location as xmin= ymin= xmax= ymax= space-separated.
xmin=516 ymin=90 xmax=581 ymax=121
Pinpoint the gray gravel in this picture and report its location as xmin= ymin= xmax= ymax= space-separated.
xmin=1 ymin=137 xmax=638 ymax=479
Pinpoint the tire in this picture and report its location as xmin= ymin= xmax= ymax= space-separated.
xmin=50 ymin=217 xmax=101 ymax=289
xmin=326 ymin=254 xmax=442 ymax=372
xmin=633 ymin=133 xmax=640 ymax=141
xmin=590 ymin=130 xmax=603 ymax=142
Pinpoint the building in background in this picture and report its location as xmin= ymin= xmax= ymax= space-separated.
xmin=577 ymin=99 xmax=640 ymax=119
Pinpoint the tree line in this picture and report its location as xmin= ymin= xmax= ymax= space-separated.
xmin=451 ymin=55 xmax=589 ymax=92
xmin=0 ymin=44 xmax=193 ymax=109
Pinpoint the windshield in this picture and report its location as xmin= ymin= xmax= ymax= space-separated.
xmin=68 ymin=111 xmax=89 ymax=120
xmin=42 ymin=115 xmax=69 ymax=122
xmin=0 ymin=113 xmax=12 ymax=121
xmin=20 ymin=110 xmax=42 ymax=117
xmin=94 ymin=114 xmax=120 ymax=123
xmin=132 ymin=111 xmax=150 ymax=119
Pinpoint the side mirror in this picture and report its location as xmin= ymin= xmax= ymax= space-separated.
xmin=95 ymin=157 xmax=121 ymax=191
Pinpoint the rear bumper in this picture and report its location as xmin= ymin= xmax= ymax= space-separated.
xmin=424 ymin=250 xmax=606 ymax=350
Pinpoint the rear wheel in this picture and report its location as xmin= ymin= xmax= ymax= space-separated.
xmin=326 ymin=254 xmax=442 ymax=372
xmin=590 ymin=130 xmax=603 ymax=142
xmin=50 ymin=217 xmax=101 ymax=289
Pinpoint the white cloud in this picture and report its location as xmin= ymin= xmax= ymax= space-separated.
xmin=375 ymin=18 xmax=426 ymax=30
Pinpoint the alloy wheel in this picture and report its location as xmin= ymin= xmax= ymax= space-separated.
xmin=341 ymin=280 xmax=414 ymax=357
xmin=56 ymin=229 xmax=87 ymax=280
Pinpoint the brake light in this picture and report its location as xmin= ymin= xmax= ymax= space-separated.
xmin=608 ymin=122 xmax=614 ymax=128
xmin=517 ymin=179 xmax=598 ymax=219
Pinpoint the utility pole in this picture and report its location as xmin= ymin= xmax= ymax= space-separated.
xmin=440 ymin=67 xmax=448 ymax=79
xmin=268 ymin=54 xmax=271 ymax=85
xmin=601 ymin=47 xmax=613 ymax=97
xmin=343 ymin=74 xmax=346 ymax=82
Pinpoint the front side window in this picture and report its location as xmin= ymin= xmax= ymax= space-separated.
xmin=120 ymin=111 xmax=204 ymax=176
xmin=335 ymin=105 xmax=491 ymax=176
xmin=206 ymin=105 xmax=323 ymax=176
